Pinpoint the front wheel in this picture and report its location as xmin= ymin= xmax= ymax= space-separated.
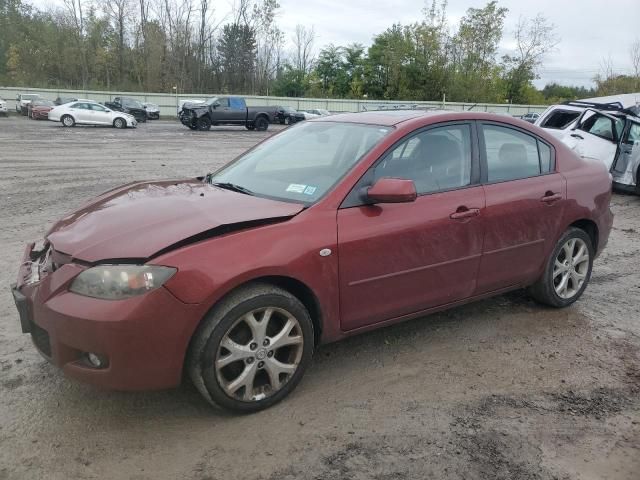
xmin=188 ymin=283 xmax=314 ymax=412
xmin=255 ymin=116 xmax=269 ymax=131
xmin=529 ymin=227 xmax=594 ymax=307
xmin=196 ymin=117 xmax=212 ymax=131
xmin=61 ymin=115 xmax=75 ymax=127
xmin=113 ymin=117 xmax=126 ymax=129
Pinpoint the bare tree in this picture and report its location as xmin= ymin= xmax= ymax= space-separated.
xmin=513 ymin=14 xmax=559 ymax=73
xmin=103 ymin=0 xmax=132 ymax=84
xmin=62 ymin=0 xmax=89 ymax=89
xmin=502 ymin=13 xmax=559 ymax=103
xmin=292 ymin=24 xmax=315 ymax=73
xmin=631 ymin=38 xmax=640 ymax=89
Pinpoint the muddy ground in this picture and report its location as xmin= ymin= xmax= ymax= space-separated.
xmin=0 ymin=116 xmax=638 ymax=480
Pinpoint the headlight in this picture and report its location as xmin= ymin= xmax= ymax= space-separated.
xmin=70 ymin=265 xmax=177 ymax=300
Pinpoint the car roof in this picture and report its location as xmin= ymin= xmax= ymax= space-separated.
xmin=314 ymin=109 xmax=543 ymax=128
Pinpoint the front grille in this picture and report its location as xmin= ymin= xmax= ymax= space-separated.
xmin=31 ymin=322 xmax=51 ymax=357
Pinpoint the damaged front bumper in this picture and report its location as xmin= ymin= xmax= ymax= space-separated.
xmin=11 ymin=242 xmax=201 ymax=391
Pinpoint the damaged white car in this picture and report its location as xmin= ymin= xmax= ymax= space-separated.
xmin=558 ymin=102 xmax=640 ymax=194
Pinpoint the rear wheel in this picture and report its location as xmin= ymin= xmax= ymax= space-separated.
xmin=255 ymin=116 xmax=269 ymax=131
xmin=61 ymin=115 xmax=75 ymax=127
xmin=529 ymin=227 xmax=593 ymax=307
xmin=188 ymin=283 xmax=314 ymax=412
xmin=196 ymin=117 xmax=212 ymax=131
xmin=113 ymin=117 xmax=126 ymax=129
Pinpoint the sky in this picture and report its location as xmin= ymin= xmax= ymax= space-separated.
xmin=38 ymin=0 xmax=640 ymax=89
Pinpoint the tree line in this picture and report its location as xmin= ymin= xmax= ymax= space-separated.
xmin=1 ymin=0 xmax=639 ymax=103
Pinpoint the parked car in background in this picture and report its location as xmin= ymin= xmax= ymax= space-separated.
xmin=12 ymin=110 xmax=613 ymax=412
xmin=143 ymin=102 xmax=160 ymax=120
xmin=55 ymin=96 xmax=78 ymax=106
xmin=520 ymin=112 xmax=540 ymax=123
xmin=0 ymin=98 xmax=7 ymax=116
xmin=104 ymin=97 xmax=147 ymax=123
xmin=48 ymin=101 xmax=137 ymax=128
xmin=299 ymin=111 xmax=320 ymax=120
xmin=16 ymin=93 xmax=42 ymax=115
xmin=178 ymin=99 xmax=205 ymax=117
xmin=28 ymin=99 xmax=55 ymax=120
xmin=275 ymin=106 xmax=305 ymax=125
xmin=558 ymin=104 xmax=640 ymax=194
xmin=179 ymin=96 xmax=276 ymax=131
xmin=305 ymin=108 xmax=331 ymax=117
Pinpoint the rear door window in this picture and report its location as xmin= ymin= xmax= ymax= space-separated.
xmin=229 ymin=97 xmax=245 ymax=109
xmin=481 ymin=124 xmax=552 ymax=182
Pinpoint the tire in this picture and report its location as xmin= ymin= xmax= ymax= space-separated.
xmin=529 ymin=227 xmax=594 ymax=308
xmin=113 ymin=117 xmax=126 ymax=129
xmin=196 ymin=117 xmax=212 ymax=131
xmin=61 ymin=115 xmax=75 ymax=127
xmin=187 ymin=125 xmax=198 ymax=130
xmin=187 ymin=283 xmax=314 ymax=413
xmin=255 ymin=116 xmax=269 ymax=131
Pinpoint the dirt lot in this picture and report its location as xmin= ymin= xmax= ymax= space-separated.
xmin=0 ymin=115 xmax=639 ymax=480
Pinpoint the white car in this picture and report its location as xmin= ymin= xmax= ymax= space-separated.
xmin=48 ymin=101 xmax=137 ymax=128
xmin=299 ymin=111 xmax=320 ymax=120
xmin=0 ymin=98 xmax=7 ymax=116
xmin=305 ymin=108 xmax=331 ymax=116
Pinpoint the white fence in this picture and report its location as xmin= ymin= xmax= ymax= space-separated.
xmin=0 ymin=85 xmax=549 ymax=117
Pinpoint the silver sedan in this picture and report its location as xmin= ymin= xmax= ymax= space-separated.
xmin=48 ymin=101 xmax=137 ymax=128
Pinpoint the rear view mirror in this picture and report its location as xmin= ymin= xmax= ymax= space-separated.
xmin=366 ymin=178 xmax=417 ymax=204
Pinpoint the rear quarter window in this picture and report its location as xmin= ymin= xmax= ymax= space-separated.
xmin=541 ymin=110 xmax=581 ymax=129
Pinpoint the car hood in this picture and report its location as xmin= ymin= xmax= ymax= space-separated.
xmin=182 ymin=102 xmax=207 ymax=110
xmin=46 ymin=180 xmax=305 ymax=263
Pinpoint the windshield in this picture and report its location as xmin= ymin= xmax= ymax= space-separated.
xmin=144 ymin=103 xmax=158 ymax=109
xmin=33 ymin=100 xmax=54 ymax=107
xmin=205 ymin=97 xmax=219 ymax=106
xmin=23 ymin=95 xmax=40 ymax=100
xmin=209 ymin=122 xmax=392 ymax=203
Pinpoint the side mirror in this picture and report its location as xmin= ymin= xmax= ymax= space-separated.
xmin=366 ymin=178 xmax=417 ymax=204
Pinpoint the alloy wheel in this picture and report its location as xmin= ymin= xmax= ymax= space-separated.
xmin=553 ymin=237 xmax=589 ymax=299
xmin=215 ymin=307 xmax=304 ymax=402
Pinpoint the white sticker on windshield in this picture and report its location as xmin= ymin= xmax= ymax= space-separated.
xmin=286 ymin=183 xmax=307 ymax=193
xmin=303 ymin=186 xmax=317 ymax=195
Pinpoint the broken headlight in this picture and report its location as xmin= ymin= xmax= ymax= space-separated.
xmin=69 ymin=265 xmax=177 ymax=300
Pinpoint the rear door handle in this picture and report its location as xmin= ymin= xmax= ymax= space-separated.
xmin=450 ymin=207 xmax=480 ymax=220
xmin=541 ymin=192 xmax=562 ymax=204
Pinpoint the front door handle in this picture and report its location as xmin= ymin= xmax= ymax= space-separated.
xmin=450 ymin=207 xmax=480 ymax=220
xmin=570 ymin=133 xmax=584 ymax=140
xmin=541 ymin=192 xmax=562 ymax=204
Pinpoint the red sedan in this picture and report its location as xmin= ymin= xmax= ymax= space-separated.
xmin=28 ymin=99 xmax=55 ymax=120
xmin=12 ymin=111 xmax=613 ymax=412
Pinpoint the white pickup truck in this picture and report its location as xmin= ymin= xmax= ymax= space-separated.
xmin=0 ymin=98 xmax=8 ymax=116
xmin=15 ymin=93 xmax=43 ymax=115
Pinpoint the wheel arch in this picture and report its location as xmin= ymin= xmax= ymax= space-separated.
xmin=568 ymin=218 xmax=599 ymax=252
xmin=188 ymin=275 xmax=323 ymax=349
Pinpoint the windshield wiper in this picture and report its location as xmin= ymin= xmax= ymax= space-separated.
xmin=209 ymin=181 xmax=254 ymax=196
